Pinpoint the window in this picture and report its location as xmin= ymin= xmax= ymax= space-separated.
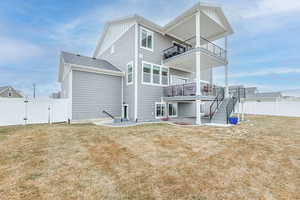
xmin=168 ymin=103 xmax=178 ymax=117
xmin=152 ymin=65 xmax=160 ymax=84
xmin=162 ymin=68 xmax=169 ymax=85
xmin=155 ymin=102 xmax=166 ymax=118
xmin=127 ymin=62 xmax=133 ymax=85
xmin=143 ymin=63 xmax=151 ymax=83
xmin=142 ymin=62 xmax=169 ymax=86
xmin=170 ymin=75 xmax=188 ymax=85
xmin=140 ymin=28 xmax=153 ymax=51
xmin=8 ymin=92 xmax=12 ymax=97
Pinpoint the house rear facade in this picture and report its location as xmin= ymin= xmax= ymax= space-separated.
xmin=58 ymin=2 xmax=237 ymax=125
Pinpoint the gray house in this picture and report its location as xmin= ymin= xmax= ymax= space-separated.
xmin=58 ymin=2 xmax=237 ymax=125
xmin=0 ymin=86 xmax=23 ymax=98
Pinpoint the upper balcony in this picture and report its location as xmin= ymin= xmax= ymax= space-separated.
xmin=162 ymin=3 xmax=233 ymax=71
xmin=163 ymin=36 xmax=227 ymax=62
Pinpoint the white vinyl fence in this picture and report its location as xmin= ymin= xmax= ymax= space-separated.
xmin=237 ymin=101 xmax=300 ymax=117
xmin=0 ymin=98 xmax=70 ymax=126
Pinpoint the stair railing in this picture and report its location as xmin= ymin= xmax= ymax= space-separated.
xmin=226 ymin=97 xmax=238 ymax=124
xmin=102 ymin=110 xmax=114 ymax=119
xmin=209 ymin=88 xmax=225 ymax=120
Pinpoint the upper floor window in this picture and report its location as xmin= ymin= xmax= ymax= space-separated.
xmin=142 ymin=62 xmax=169 ymax=86
xmin=127 ymin=62 xmax=133 ymax=85
xmin=140 ymin=28 xmax=153 ymax=51
xmin=152 ymin=65 xmax=160 ymax=84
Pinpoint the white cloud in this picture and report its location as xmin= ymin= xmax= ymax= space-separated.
xmin=244 ymin=0 xmax=300 ymax=18
xmin=0 ymin=36 xmax=43 ymax=64
xmin=229 ymin=67 xmax=300 ymax=78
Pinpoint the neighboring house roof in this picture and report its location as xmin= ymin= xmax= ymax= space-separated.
xmin=93 ymin=2 xmax=234 ymax=57
xmin=0 ymin=86 xmax=9 ymax=94
xmin=59 ymin=52 xmax=123 ymax=82
xmin=0 ymin=86 xmax=23 ymax=97
xmin=251 ymin=92 xmax=282 ymax=98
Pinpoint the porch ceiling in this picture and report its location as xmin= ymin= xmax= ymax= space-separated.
xmin=164 ymin=10 xmax=230 ymax=43
xmin=164 ymin=50 xmax=226 ymax=73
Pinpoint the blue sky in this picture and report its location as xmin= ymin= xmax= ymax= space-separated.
xmin=0 ymin=0 xmax=300 ymax=97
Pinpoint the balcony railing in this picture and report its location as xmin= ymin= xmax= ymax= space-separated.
xmin=163 ymin=82 xmax=224 ymax=97
xmin=163 ymin=36 xmax=227 ymax=61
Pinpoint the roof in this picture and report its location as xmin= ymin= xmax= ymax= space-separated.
xmin=0 ymin=86 xmax=23 ymax=97
xmin=0 ymin=86 xmax=9 ymax=93
xmin=61 ymin=51 xmax=121 ymax=72
xmin=94 ymin=2 xmax=233 ymax=57
xmin=163 ymin=2 xmax=234 ymax=36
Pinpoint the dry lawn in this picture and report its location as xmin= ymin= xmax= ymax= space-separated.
xmin=0 ymin=115 xmax=299 ymax=200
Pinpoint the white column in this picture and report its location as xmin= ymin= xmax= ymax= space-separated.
xmin=225 ymin=36 xmax=229 ymax=97
xmin=134 ymin=23 xmax=139 ymax=121
xmin=195 ymin=10 xmax=202 ymax=125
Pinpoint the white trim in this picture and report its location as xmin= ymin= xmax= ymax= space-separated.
xmin=155 ymin=102 xmax=167 ymax=119
xmin=121 ymin=76 xmax=124 ymax=110
xmin=168 ymin=102 xmax=178 ymax=118
xmin=140 ymin=27 xmax=154 ymax=52
xmin=141 ymin=61 xmax=169 ymax=87
xmin=71 ymin=64 xmax=124 ymax=77
xmin=134 ymin=23 xmax=139 ymax=120
xmin=69 ymin=70 xmax=73 ymax=120
xmin=126 ymin=61 xmax=134 ymax=85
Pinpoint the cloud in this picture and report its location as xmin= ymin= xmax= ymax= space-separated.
xmin=229 ymin=67 xmax=300 ymax=78
xmin=244 ymin=0 xmax=300 ymax=18
xmin=0 ymin=36 xmax=43 ymax=64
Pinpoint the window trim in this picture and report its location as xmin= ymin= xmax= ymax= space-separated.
xmin=142 ymin=61 xmax=169 ymax=86
xmin=155 ymin=102 xmax=166 ymax=119
xmin=168 ymin=103 xmax=178 ymax=118
xmin=140 ymin=27 xmax=154 ymax=52
xmin=126 ymin=61 xmax=133 ymax=85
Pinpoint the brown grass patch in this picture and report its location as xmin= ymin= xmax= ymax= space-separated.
xmin=0 ymin=115 xmax=299 ymax=199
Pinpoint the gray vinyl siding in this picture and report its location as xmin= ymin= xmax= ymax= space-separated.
xmin=178 ymin=102 xmax=196 ymax=118
xmin=137 ymin=25 xmax=213 ymax=121
xmin=61 ymin=72 xmax=70 ymax=98
xmin=137 ymin=25 xmax=175 ymax=121
xmin=99 ymin=25 xmax=135 ymax=120
xmin=72 ymin=70 xmax=122 ymax=120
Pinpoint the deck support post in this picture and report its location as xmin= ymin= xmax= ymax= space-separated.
xmin=195 ymin=10 xmax=202 ymax=125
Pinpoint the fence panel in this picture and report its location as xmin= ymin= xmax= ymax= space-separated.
xmin=238 ymin=101 xmax=300 ymax=117
xmin=0 ymin=98 xmax=70 ymax=126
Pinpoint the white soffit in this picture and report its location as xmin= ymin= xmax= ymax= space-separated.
xmin=98 ymin=20 xmax=135 ymax=56
xmin=201 ymin=7 xmax=224 ymax=28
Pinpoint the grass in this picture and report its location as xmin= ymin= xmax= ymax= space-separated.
xmin=0 ymin=115 xmax=299 ymax=200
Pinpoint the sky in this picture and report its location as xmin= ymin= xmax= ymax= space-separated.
xmin=0 ymin=0 xmax=300 ymax=97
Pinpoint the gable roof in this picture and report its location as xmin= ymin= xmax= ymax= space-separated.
xmin=59 ymin=52 xmax=123 ymax=82
xmin=93 ymin=14 xmax=164 ymax=57
xmin=61 ymin=51 xmax=121 ymax=72
xmin=0 ymin=86 xmax=23 ymax=97
xmin=0 ymin=86 xmax=9 ymax=94
xmin=93 ymin=2 xmax=233 ymax=57
xmin=163 ymin=2 xmax=234 ymax=36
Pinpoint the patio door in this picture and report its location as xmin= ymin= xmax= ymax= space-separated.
xmin=122 ymin=104 xmax=128 ymax=119
xmin=155 ymin=102 xmax=166 ymax=119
